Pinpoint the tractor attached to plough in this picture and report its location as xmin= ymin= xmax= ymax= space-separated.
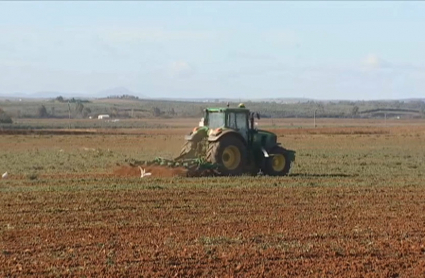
xmin=128 ymin=103 xmax=296 ymax=177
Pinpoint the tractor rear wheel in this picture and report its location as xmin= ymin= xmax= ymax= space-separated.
xmin=263 ymin=146 xmax=292 ymax=176
xmin=178 ymin=141 xmax=196 ymax=159
xmin=206 ymin=135 xmax=247 ymax=176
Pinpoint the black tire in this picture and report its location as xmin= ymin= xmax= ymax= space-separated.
xmin=263 ymin=146 xmax=292 ymax=176
xmin=174 ymin=140 xmax=198 ymax=161
xmin=206 ymin=135 xmax=247 ymax=176
xmin=179 ymin=141 xmax=195 ymax=157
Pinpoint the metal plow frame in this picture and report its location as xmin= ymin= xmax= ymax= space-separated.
xmin=125 ymin=156 xmax=220 ymax=177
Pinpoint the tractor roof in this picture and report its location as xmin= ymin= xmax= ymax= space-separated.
xmin=206 ymin=107 xmax=250 ymax=113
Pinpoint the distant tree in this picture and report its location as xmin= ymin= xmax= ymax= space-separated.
xmin=37 ymin=105 xmax=49 ymax=118
xmin=83 ymin=107 xmax=91 ymax=118
xmin=0 ymin=113 xmax=12 ymax=123
xmin=152 ymin=107 xmax=161 ymax=117
xmin=110 ymin=107 xmax=119 ymax=117
xmin=0 ymin=108 xmax=13 ymax=123
xmin=351 ymin=105 xmax=359 ymax=117
xmin=420 ymin=103 xmax=425 ymax=118
xmin=55 ymin=96 xmax=65 ymax=102
xmin=314 ymin=103 xmax=325 ymax=116
xmin=393 ymin=100 xmax=402 ymax=109
xmin=168 ymin=108 xmax=176 ymax=116
xmin=75 ymin=102 xmax=84 ymax=115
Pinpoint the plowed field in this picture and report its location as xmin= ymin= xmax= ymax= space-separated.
xmin=1 ymin=118 xmax=425 ymax=277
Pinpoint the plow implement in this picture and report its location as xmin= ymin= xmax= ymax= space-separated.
xmin=125 ymin=156 xmax=220 ymax=177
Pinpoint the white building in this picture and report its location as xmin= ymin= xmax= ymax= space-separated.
xmin=98 ymin=114 xmax=110 ymax=119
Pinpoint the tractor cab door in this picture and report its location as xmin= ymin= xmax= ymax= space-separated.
xmin=227 ymin=112 xmax=249 ymax=142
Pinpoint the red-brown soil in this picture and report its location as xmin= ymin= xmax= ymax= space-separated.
xmin=1 ymin=184 xmax=425 ymax=277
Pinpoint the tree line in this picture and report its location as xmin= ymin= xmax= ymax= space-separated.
xmin=1 ymin=98 xmax=424 ymax=123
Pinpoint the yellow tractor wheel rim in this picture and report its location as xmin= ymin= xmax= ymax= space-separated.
xmin=222 ymin=146 xmax=241 ymax=170
xmin=272 ymin=154 xmax=286 ymax=172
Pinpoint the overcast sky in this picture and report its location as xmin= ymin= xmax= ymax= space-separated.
xmin=0 ymin=1 xmax=424 ymax=100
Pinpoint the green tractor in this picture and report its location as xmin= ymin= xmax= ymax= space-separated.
xmin=175 ymin=103 xmax=296 ymax=176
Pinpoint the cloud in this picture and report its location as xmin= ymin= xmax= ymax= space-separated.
xmin=167 ymin=61 xmax=195 ymax=78
xmin=214 ymin=53 xmax=425 ymax=88
xmin=362 ymin=54 xmax=392 ymax=69
xmin=360 ymin=54 xmax=425 ymax=73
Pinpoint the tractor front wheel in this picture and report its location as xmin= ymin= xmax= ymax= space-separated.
xmin=263 ymin=146 xmax=292 ymax=176
xmin=207 ymin=136 xmax=247 ymax=176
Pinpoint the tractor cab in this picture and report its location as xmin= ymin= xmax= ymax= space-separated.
xmin=203 ymin=103 xmax=255 ymax=142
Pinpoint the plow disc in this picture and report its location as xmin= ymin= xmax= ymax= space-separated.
xmin=124 ymin=156 xmax=219 ymax=177
xmin=121 ymin=138 xmax=220 ymax=178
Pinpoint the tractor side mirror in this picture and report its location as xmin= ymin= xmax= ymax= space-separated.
xmin=256 ymin=113 xmax=260 ymax=120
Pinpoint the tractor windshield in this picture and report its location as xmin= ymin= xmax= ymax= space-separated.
xmin=207 ymin=112 xmax=225 ymax=129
